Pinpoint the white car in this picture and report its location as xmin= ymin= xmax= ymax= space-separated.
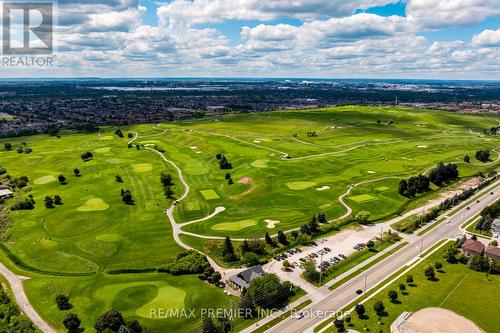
xmin=294 ymin=312 xmax=304 ymax=320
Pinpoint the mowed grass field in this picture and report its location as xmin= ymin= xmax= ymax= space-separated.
xmin=138 ymin=106 xmax=498 ymax=237
xmin=0 ymin=106 xmax=498 ymax=333
xmin=24 ymin=272 xmax=230 ymax=333
xmin=341 ymin=243 xmax=500 ymax=333
xmin=0 ymin=127 xmax=184 ymax=274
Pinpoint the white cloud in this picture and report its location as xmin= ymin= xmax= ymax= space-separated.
xmin=472 ymin=29 xmax=500 ymax=47
xmin=157 ymin=0 xmax=399 ymax=26
xmin=406 ymin=0 xmax=500 ymax=29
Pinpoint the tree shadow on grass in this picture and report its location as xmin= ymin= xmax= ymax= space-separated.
xmin=401 ymin=291 xmax=410 ymax=296
xmin=427 ymin=277 xmax=440 ymax=282
xmin=408 ymin=283 xmax=417 ymax=287
xmin=437 ymin=269 xmax=446 ymax=273
xmin=390 ymin=300 xmax=402 ymax=304
xmin=376 ymin=311 xmax=389 ymax=317
xmin=357 ymin=314 xmax=370 ymax=320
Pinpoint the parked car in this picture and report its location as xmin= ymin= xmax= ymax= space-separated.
xmin=339 ymin=254 xmax=346 ymax=259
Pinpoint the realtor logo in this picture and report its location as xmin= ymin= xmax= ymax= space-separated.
xmin=2 ymin=1 xmax=53 ymax=54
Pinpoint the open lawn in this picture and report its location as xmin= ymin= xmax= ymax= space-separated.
xmin=337 ymin=243 xmax=500 ymax=333
xmin=0 ymin=128 xmax=184 ymax=274
xmin=0 ymin=106 xmax=499 ymax=333
xmin=24 ymin=273 xmax=230 ymax=333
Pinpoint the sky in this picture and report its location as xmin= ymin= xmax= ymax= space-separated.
xmin=1 ymin=0 xmax=500 ymax=79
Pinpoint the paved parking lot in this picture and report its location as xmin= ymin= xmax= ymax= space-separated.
xmin=263 ymin=220 xmax=393 ymax=300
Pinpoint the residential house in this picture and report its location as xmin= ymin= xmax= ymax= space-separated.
xmin=461 ymin=239 xmax=485 ymax=256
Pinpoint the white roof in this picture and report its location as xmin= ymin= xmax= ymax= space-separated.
xmin=0 ymin=189 xmax=12 ymax=196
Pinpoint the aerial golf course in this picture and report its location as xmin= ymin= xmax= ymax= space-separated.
xmin=0 ymin=106 xmax=499 ymax=332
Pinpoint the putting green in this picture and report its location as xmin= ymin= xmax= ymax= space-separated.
xmin=212 ymin=219 xmax=258 ymax=231
xmin=350 ymin=194 xmax=378 ymax=203
xmin=251 ymin=159 xmax=268 ymax=168
xmin=95 ymin=147 xmax=111 ymax=153
xmin=113 ymin=285 xmax=158 ymax=312
xmin=106 ymin=158 xmax=124 ymax=164
xmin=136 ymin=286 xmax=186 ymax=318
xmin=33 ymin=175 xmax=57 ymax=185
xmin=96 ymin=234 xmax=122 ymax=242
xmin=76 ymin=198 xmax=110 ymax=211
xmin=319 ymin=203 xmax=332 ymax=210
xmin=200 ymin=189 xmax=220 ymax=200
xmin=287 ymin=181 xmax=317 ymax=190
xmin=133 ymin=163 xmax=153 ymax=172
xmin=186 ymin=202 xmax=201 ymax=211
xmin=376 ymin=186 xmax=391 ymax=192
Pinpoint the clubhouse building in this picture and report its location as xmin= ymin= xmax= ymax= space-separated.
xmin=229 ymin=265 xmax=265 ymax=290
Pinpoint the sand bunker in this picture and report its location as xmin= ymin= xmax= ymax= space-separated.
xmin=316 ymin=186 xmax=330 ymax=191
xmin=367 ymin=170 xmax=376 ymax=174
xmin=253 ymin=140 xmax=262 ymax=143
xmin=265 ymin=219 xmax=280 ymax=228
xmin=190 ymin=146 xmax=197 ymax=149
xmin=239 ymin=176 xmax=252 ymax=184
xmin=394 ymin=308 xmax=483 ymax=333
xmin=418 ymin=145 xmax=428 ymax=148
xmin=196 ymin=151 xmax=202 ymax=154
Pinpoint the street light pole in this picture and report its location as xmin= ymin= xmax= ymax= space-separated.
xmin=363 ymin=273 xmax=368 ymax=298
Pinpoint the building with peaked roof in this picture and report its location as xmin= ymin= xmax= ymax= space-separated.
xmin=484 ymin=245 xmax=500 ymax=261
xmin=461 ymin=239 xmax=485 ymax=257
xmin=229 ymin=265 xmax=265 ymax=290
xmin=0 ymin=189 xmax=13 ymax=199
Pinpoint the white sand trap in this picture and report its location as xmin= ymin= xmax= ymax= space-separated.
xmin=265 ymin=219 xmax=280 ymax=228
xmin=367 ymin=170 xmax=376 ymax=174
xmin=402 ymin=157 xmax=413 ymax=161
xmin=397 ymin=308 xmax=483 ymax=333
xmin=418 ymin=145 xmax=428 ymax=148
xmin=316 ymin=186 xmax=330 ymax=191
xmin=253 ymin=140 xmax=261 ymax=143
xmin=196 ymin=151 xmax=202 ymax=154
xmin=190 ymin=146 xmax=197 ymax=149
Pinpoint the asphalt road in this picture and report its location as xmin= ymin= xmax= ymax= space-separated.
xmin=268 ymin=180 xmax=499 ymax=333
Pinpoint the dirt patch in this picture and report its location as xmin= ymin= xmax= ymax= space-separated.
xmin=393 ymin=308 xmax=483 ymax=333
xmin=437 ymin=177 xmax=481 ymax=201
xmin=239 ymin=176 xmax=252 ymax=184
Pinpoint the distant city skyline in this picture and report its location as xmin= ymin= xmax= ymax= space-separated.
xmin=1 ymin=0 xmax=499 ymax=79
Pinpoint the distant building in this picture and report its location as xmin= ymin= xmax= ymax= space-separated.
xmin=0 ymin=189 xmax=13 ymax=199
xmin=229 ymin=265 xmax=265 ymax=290
xmin=461 ymin=239 xmax=485 ymax=257
xmin=484 ymin=246 xmax=500 ymax=261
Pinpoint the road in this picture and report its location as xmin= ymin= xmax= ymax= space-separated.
xmin=0 ymin=263 xmax=57 ymax=333
xmin=266 ymin=179 xmax=499 ymax=333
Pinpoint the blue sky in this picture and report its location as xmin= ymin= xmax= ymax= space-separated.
xmin=3 ymin=0 xmax=500 ymax=78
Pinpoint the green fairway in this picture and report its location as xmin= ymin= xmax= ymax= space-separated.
xmin=76 ymin=197 xmax=110 ymax=211
xmin=376 ymin=186 xmax=391 ymax=192
xmin=24 ymin=273 xmax=230 ymax=333
xmin=0 ymin=106 xmax=499 ymax=333
xmin=287 ymin=181 xmax=317 ymax=190
xmin=211 ymin=219 xmax=258 ymax=231
xmin=200 ymin=189 xmax=221 ymax=200
xmin=350 ymin=194 xmax=378 ymax=203
xmin=0 ymin=127 xmax=184 ymax=274
xmin=342 ymin=243 xmax=500 ymax=333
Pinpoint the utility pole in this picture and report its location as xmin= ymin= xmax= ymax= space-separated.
xmin=320 ymin=253 xmax=323 ymax=284
xmin=419 ymin=238 xmax=424 ymax=254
